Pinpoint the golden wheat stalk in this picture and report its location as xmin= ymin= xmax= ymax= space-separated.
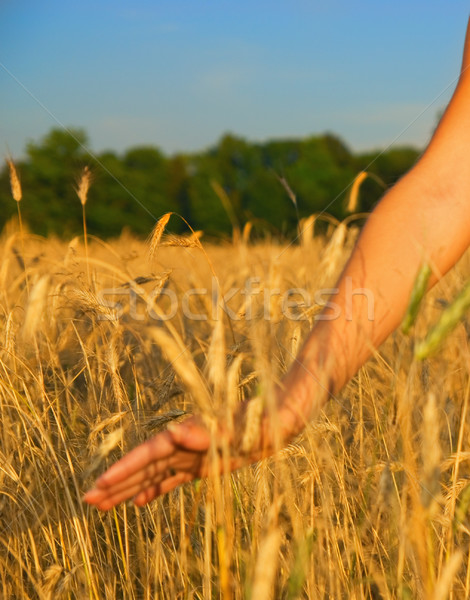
xmin=148 ymin=326 xmax=212 ymax=415
xmin=75 ymin=166 xmax=92 ymax=282
xmin=347 ymin=171 xmax=368 ymax=213
xmin=6 ymin=158 xmax=29 ymax=292
xmin=206 ymin=301 xmax=226 ymax=401
xmin=432 ymin=551 xmax=462 ymax=600
xmin=148 ymin=211 xmax=236 ymax=344
xmin=106 ymin=339 xmax=127 ymax=409
xmin=421 ymin=392 xmax=441 ymax=509
xmin=299 ymin=214 xmax=316 ymax=248
xmin=242 ymin=221 xmax=252 ymax=244
xmin=160 ymin=232 xmax=203 ymax=247
xmin=66 ymin=287 xmax=119 ymax=321
xmin=148 ymin=212 xmax=172 ymax=259
xmin=75 ymin=165 xmax=91 ymax=206
xmin=347 ymin=170 xmax=386 ymax=213
xmin=250 ymin=530 xmax=282 ymax=600
xmin=22 ymin=275 xmax=50 ymax=341
xmin=241 ymin=395 xmax=264 ymax=454
xmin=85 ymin=428 xmax=124 ymax=475
xmin=320 ymin=221 xmax=347 ymax=282
xmin=6 ymin=158 xmax=22 ymax=203
xmin=451 ymin=483 xmax=470 ymax=533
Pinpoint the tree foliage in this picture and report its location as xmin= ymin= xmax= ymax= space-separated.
xmin=0 ymin=127 xmax=421 ymax=238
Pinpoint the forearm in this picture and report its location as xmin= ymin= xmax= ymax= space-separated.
xmin=296 ymin=168 xmax=470 ymax=395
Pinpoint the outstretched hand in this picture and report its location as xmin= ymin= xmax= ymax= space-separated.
xmin=84 ymin=370 xmax=317 ymax=510
xmin=83 ymin=417 xmax=214 ymax=510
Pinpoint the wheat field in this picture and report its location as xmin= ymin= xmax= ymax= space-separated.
xmin=2 ymin=200 xmax=470 ymax=599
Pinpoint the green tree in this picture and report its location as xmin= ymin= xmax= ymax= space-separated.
xmin=166 ymin=155 xmax=191 ymax=230
xmin=0 ymin=125 xmax=424 ymax=240
xmin=0 ymin=128 xmax=90 ymax=235
xmin=89 ymin=146 xmax=171 ymax=236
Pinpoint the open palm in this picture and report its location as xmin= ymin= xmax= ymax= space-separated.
xmin=83 ymin=417 xmax=213 ymax=510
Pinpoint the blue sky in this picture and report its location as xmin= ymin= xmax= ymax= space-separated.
xmin=1 ymin=1 xmax=469 ymax=158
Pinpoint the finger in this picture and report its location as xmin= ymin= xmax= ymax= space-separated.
xmin=91 ymin=455 xmax=174 ymax=499
xmin=132 ymin=484 xmax=160 ymax=506
xmin=98 ymin=449 xmax=203 ymax=505
xmin=84 ymin=446 xmax=206 ymax=510
xmin=90 ymin=447 xmax=204 ymax=502
xmin=159 ymin=472 xmax=194 ymax=495
xmin=85 ymin=479 xmax=150 ymax=510
xmin=95 ymin=431 xmax=175 ymax=488
xmin=106 ymin=447 xmax=203 ymax=493
xmin=83 ymin=487 xmax=108 ymax=505
xmin=133 ymin=472 xmax=194 ymax=506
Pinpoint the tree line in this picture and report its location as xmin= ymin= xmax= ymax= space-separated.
xmin=0 ymin=127 xmax=421 ymax=239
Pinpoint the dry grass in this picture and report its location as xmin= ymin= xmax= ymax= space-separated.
xmin=2 ymin=212 xmax=470 ymax=600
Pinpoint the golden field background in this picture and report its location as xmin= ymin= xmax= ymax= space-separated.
xmin=2 ymin=216 xmax=470 ymax=600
